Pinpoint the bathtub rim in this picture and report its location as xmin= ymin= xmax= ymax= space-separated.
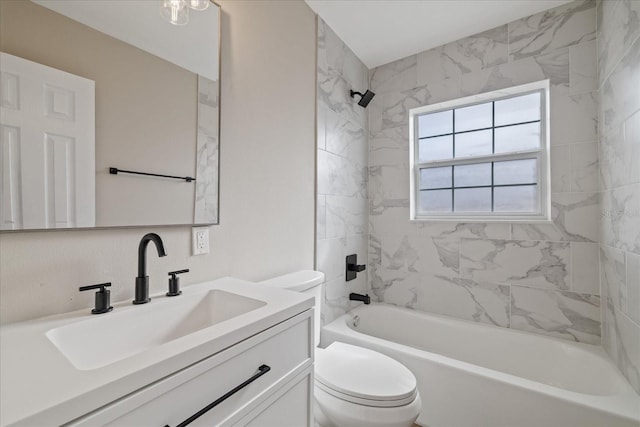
xmin=320 ymin=303 xmax=640 ymax=423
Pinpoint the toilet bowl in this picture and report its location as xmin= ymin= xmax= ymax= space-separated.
xmin=259 ymin=271 xmax=421 ymax=427
xmin=315 ymin=342 xmax=421 ymax=427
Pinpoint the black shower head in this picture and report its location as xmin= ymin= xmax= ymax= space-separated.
xmin=350 ymin=89 xmax=376 ymax=108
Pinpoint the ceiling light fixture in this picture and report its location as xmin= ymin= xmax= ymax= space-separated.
xmin=160 ymin=0 xmax=210 ymax=26
xmin=188 ymin=0 xmax=210 ymax=11
xmin=160 ymin=0 xmax=189 ymax=26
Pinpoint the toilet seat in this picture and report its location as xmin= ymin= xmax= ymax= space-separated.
xmin=315 ymin=342 xmax=418 ymax=408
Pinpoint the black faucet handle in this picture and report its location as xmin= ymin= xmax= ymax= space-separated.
xmin=79 ymin=282 xmax=111 ymax=292
xmin=79 ymin=282 xmax=113 ymax=314
xmin=168 ymin=269 xmax=189 ymax=277
xmin=167 ymin=269 xmax=189 ymax=297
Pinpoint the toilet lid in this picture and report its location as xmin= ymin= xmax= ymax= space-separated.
xmin=315 ymin=342 xmax=417 ymax=407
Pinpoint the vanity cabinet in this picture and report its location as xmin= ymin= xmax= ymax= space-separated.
xmin=67 ymin=310 xmax=313 ymax=427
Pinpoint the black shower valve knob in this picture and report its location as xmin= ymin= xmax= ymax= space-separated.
xmin=348 ymin=264 xmax=366 ymax=272
xmin=346 ymin=254 xmax=366 ymax=281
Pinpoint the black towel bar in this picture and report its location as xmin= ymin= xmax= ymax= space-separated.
xmin=109 ymin=167 xmax=195 ymax=182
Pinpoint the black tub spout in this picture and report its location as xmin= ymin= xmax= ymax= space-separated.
xmin=349 ymin=293 xmax=370 ymax=305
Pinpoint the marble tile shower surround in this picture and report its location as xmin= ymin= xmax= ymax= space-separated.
xmin=317 ymin=18 xmax=369 ymax=325
xmin=194 ymin=75 xmax=219 ymax=224
xmin=367 ymin=0 xmax=603 ymax=345
xmin=597 ymin=0 xmax=640 ymax=394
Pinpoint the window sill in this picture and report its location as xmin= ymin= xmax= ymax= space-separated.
xmin=410 ymin=216 xmax=553 ymax=225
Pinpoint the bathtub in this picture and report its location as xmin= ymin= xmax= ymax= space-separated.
xmin=320 ymin=304 xmax=640 ymax=427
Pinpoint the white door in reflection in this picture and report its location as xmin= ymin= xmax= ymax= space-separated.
xmin=0 ymin=53 xmax=95 ymax=230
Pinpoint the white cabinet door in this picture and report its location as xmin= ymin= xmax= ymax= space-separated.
xmin=0 ymin=52 xmax=95 ymax=229
xmin=238 ymin=368 xmax=313 ymax=427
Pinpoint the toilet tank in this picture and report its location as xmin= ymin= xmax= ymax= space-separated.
xmin=259 ymin=270 xmax=324 ymax=347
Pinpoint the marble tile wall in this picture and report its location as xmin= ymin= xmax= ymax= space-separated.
xmin=597 ymin=0 xmax=640 ymax=394
xmin=367 ymin=0 xmax=602 ymax=345
xmin=194 ymin=75 xmax=219 ymax=224
xmin=317 ymin=18 xmax=369 ymax=325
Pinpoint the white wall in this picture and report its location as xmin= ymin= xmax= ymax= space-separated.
xmin=0 ymin=0 xmax=317 ymax=324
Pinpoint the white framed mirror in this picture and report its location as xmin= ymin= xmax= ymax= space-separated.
xmin=0 ymin=0 xmax=220 ymax=230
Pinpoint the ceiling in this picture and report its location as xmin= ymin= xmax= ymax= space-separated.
xmin=305 ymin=0 xmax=572 ymax=69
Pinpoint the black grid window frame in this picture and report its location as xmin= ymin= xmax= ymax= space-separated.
xmin=416 ymin=95 xmax=542 ymax=213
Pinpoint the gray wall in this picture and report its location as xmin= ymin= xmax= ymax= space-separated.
xmin=0 ymin=0 xmax=317 ymax=324
xmin=598 ymin=0 xmax=640 ymax=394
xmin=367 ymin=0 xmax=601 ymax=344
xmin=316 ymin=18 xmax=369 ymax=325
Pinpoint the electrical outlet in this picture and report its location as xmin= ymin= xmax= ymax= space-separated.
xmin=192 ymin=227 xmax=209 ymax=255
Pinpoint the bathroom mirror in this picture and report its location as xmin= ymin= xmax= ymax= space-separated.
xmin=0 ymin=0 xmax=220 ymax=230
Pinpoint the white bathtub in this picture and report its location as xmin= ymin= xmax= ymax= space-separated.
xmin=320 ymin=304 xmax=640 ymax=427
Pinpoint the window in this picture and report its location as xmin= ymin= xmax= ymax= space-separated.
xmin=409 ymin=80 xmax=551 ymax=222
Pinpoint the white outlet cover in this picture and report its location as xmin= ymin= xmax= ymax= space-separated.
xmin=192 ymin=227 xmax=209 ymax=255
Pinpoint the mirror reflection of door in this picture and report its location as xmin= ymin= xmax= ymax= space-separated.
xmin=0 ymin=53 xmax=95 ymax=230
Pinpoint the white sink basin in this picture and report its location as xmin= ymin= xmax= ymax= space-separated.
xmin=46 ymin=289 xmax=266 ymax=370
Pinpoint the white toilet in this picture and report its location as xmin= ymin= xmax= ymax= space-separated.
xmin=259 ymin=270 xmax=421 ymax=427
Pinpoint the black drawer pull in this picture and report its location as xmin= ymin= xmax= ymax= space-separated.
xmin=165 ymin=364 xmax=271 ymax=427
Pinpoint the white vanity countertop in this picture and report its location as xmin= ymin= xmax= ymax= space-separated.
xmin=0 ymin=277 xmax=313 ymax=426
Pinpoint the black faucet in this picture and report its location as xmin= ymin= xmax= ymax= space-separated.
xmin=349 ymin=293 xmax=370 ymax=305
xmin=133 ymin=233 xmax=167 ymax=304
